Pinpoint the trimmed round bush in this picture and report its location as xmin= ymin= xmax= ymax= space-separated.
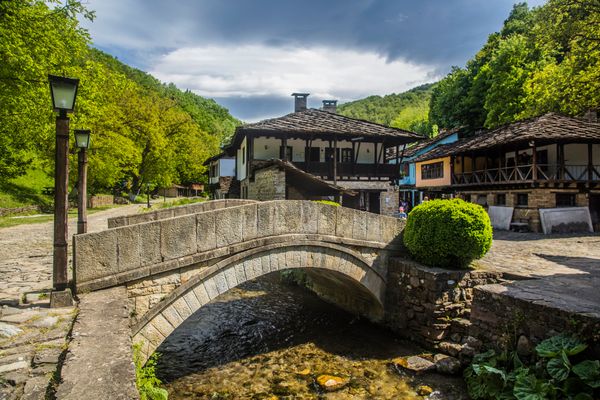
xmin=403 ymin=199 xmax=492 ymax=269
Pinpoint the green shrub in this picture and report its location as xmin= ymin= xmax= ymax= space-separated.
xmin=133 ymin=343 xmax=169 ymax=400
xmin=403 ymin=198 xmax=492 ymax=268
xmin=465 ymin=334 xmax=600 ymax=399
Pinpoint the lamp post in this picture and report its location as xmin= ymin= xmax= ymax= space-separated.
xmin=75 ymin=129 xmax=90 ymax=234
xmin=48 ymin=75 xmax=79 ymax=297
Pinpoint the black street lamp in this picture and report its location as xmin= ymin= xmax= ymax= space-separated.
xmin=74 ymin=129 xmax=90 ymax=234
xmin=48 ymin=74 xmax=79 ymax=304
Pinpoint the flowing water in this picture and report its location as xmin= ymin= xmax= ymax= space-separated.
xmin=156 ymin=274 xmax=468 ymax=399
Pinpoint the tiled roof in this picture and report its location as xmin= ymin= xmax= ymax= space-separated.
xmin=413 ymin=113 xmax=600 ymax=162
xmin=252 ymin=159 xmax=357 ymax=195
xmin=237 ymin=109 xmax=422 ymax=141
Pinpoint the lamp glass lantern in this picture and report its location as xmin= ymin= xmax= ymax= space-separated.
xmin=48 ymin=75 xmax=79 ymax=113
xmin=74 ymin=129 xmax=91 ymax=149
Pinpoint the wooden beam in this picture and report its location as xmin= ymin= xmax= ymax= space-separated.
xmin=532 ymin=142 xmax=538 ymax=181
xmin=282 ymin=134 xmax=288 ymax=161
xmin=333 ymin=135 xmax=338 ymax=185
xmin=588 ymin=143 xmax=594 ymax=182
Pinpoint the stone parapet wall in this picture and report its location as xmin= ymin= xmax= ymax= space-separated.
xmin=470 ymin=283 xmax=600 ymax=351
xmin=107 ymin=199 xmax=256 ymax=228
xmin=75 ymin=200 xmax=405 ymax=292
xmin=385 ymin=258 xmax=503 ymax=354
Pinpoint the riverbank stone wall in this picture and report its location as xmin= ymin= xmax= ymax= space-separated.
xmin=469 ymin=283 xmax=600 ymax=353
xmin=384 ymin=258 xmax=503 ymax=360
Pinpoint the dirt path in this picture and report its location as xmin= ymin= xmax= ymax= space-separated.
xmin=0 ymin=204 xmax=143 ymax=303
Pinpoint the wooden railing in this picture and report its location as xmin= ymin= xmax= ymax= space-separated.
xmin=452 ymin=164 xmax=600 ymax=186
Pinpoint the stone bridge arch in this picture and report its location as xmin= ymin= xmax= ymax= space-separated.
xmin=132 ymin=241 xmax=386 ymax=362
xmin=73 ymin=199 xmax=405 ymax=363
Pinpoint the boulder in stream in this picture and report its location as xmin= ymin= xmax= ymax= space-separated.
xmin=316 ymin=374 xmax=349 ymax=392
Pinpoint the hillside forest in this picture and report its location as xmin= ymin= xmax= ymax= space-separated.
xmin=0 ymin=0 xmax=239 ymax=203
xmin=339 ymin=0 xmax=599 ymax=137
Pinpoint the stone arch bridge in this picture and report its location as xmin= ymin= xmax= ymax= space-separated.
xmin=74 ymin=199 xmax=405 ymax=362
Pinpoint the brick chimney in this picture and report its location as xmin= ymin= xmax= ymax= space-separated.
xmin=322 ymin=100 xmax=337 ymax=113
xmin=292 ymin=93 xmax=309 ymax=112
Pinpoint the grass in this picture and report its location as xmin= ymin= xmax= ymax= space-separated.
xmin=0 ymin=205 xmax=118 ymax=228
xmin=0 ymin=165 xmax=53 ymax=210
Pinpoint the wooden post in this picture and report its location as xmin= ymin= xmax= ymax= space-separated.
xmin=559 ymin=144 xmax=565 ymax=180
xmin=77 ymin=147 xmax=88 ymax=234
xmin=333 ymin=135 xmax=338 ymax=185
xmin=53 ymin=112 xmax=69 ymax=292
xmin=282 ymin=134 xmax=288 ymax=161
xmin=532 ymin=142 xmax=538 ymax=181
xmin=588 ymin=143 xmax=593 ymax=182
xmin=352 ymin=141 xmax=356 ymax=176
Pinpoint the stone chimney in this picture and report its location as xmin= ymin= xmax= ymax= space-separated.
xmin=322 ymin=100 xmax=338 ymax=113
xmin=583 ymin=108 xmax=598 ymax=123
xmin=292 ymin=93 xmax=309 ymax=112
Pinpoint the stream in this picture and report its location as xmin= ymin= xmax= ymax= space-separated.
xmin=156 ymin=274 xmax=468 ymax=399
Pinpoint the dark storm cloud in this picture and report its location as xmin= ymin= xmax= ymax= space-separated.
xmin=85 ymin=0 xmax=546 ymax=69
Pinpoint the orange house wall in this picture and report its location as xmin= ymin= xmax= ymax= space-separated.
xmin=415 ymin=157 xmax=452 ymax=188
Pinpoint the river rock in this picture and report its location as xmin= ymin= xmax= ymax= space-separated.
xmin=516 ymin=335 xmax=533 ymax=357
xmin=316 ymin=375 xmax=349 ymax=392
xmin=393 ymin=356 xmax=435 ymax=372
xmin=0 ymin=322 xmax=22 ymax=338
xmin=418 ymin=385 xmax=433 ymax=396
xmin=434 ymin=354 xmax=462 ymax=375
xmin=438 ymin=341 xmax=462 ymax=357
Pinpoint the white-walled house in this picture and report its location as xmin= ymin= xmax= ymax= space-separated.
xmin=207 ymin=93 xmax=421 ymax=214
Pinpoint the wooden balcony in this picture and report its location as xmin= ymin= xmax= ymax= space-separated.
xmin=452 ymin=164 xmax=600 ymax=186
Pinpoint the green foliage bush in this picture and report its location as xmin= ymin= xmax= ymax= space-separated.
xmin=133 ymin=344 xmax=169 ymax=400
xmin=465 ymin=334 xmax=600 ymax=399
xmin=403 ymin=199 xmax=492 ymax=268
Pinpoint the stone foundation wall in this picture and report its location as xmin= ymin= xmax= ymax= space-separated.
xmin=459 ymin=188 xmax=589 ymax=232
xmin=384 ymin=258 xmax=503 ymax=357
xmin=380 ymin=187 xmax=400 ymax=217
xmin=0 ymin=205 xmax=40 ymax=217
xmin=470 ymin=284 xmax=600 ymax=352
xmin=88 ymin=195 xmax=114 ymax=209
xmin=126 ymin=262 xmax=213 ymax=326
xmin=248 ymin=166 xmax=286 ymax=201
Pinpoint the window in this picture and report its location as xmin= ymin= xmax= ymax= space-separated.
xmin=516 ymin=193 xmax=528 ymax=207
xmin=556 ymin=193 xmax=576 ymax=207
xmin=280 ymin=146 xmax=293 ymax=161
xmin=341 ymin=148 xmax=353 ymax=163
xmin=421 ymin=161 xmax=444 ymax=180
xmin=496 ymin=193 xmax=506 ymax=206
xmin=242 ymin=147 xmax=245 ymax=164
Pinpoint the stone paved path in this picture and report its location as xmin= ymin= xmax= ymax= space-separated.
xmin=478 ymin=230 xmax=600 ymax=319
xmin=0 ymin=205 xmax=143 ymax=303
xmin=0 ymin=204 xmax=142 ymax=400
xmin=479 ymin=231 xmax=600 ymax=278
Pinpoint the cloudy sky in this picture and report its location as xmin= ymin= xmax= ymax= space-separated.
xmin=80 ymin=0 xmax=546 ymax=122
